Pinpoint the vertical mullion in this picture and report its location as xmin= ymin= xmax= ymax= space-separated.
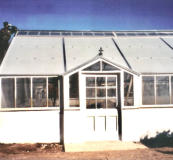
xmin=14 ymin=77 xmax=17 ymax=108
xmin=0 ymin=78 xmax=1 ymax=109
xmin=95 ymin=77 xmax=97 ymax=109
xmin=46 ymin=77 xmax=48 ymax=107
xmin=154 ymin=76 xmax=157 ymax=105
xmin=169 ymin=76 xmax=172 ymax=104
xmin=31 ymin=77 xmax=33 ymax=108
xmin=106 ymin=76 xmax=107 ymax=108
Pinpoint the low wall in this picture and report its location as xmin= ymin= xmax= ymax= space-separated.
xmin=122 ymin=107 xmax=173 ymax=141
xmin=0 ymin=110 xmax=60 ymax=143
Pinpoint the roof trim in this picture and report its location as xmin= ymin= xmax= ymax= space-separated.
xmin=63 ymin=55 xmax=140 ymax=76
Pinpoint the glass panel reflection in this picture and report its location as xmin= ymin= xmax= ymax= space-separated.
xmin=48 ymin=77 xmax=59 ymax=107
xmin=108 ymin=88 xmax=116 ymax=97
xmin=86 ymin=88 xmax=95 ymax=98
xmin=97 ymin=88 xmax=106 ymax=97
xmin=83 ymin=62 xmax=100 ymax=71
xmin=33 ymin=78 xmax=47 ymax=107
xmin=107 ymin=99 xmax=116 ymax=108
xmin=97 ymin=99 xmax=106 ymax=109
xmin=102 ymin=62 xmax=119 ymax=71
xmin=16 ymin=78 xmax=31 ymax=108
xmin=1 ymin=78 xmax=15 ymax=108
xmin=142 ymin=76 xmax=155 ymax=105
xmin=86 ymin=99 xmax=96 ymax=109
xmin=86 ymin=77 xmax=95 ymax=87
xmin=107 ymin=77 xmax=116 ymax=86
xmin=156 ymin=76 xmax=170 ymax=104
xmin=97 ymin=77 xmax=105 ymax=86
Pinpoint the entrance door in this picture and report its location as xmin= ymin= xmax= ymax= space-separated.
xmin=85 ymin=75 xmax=119 ymax=141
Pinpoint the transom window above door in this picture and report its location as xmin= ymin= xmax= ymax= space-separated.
xmin=83 ymin=61 xmax=120 ymax=71
xmin=86 ymin=75 xmax=118 ymax=109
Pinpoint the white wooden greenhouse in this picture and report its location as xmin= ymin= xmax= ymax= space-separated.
xmin=0 ymin=30 xmax=173 ymax=144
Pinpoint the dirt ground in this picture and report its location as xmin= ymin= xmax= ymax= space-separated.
xmin=0 ymin=143 xmax=173 ymax=160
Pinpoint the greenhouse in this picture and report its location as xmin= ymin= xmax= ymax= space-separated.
xmin=0 ymin=30 xmax=173 ymax=144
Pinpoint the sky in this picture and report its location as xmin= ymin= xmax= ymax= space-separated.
xmin=0 ymin=0 xmax=173 ymax=31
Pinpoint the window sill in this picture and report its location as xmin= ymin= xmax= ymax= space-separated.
xmin=0 ymin=107 xmax=60 ymax=112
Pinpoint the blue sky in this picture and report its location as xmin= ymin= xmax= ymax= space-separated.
xmin=0 ymin=0 xmax=173 ymax=30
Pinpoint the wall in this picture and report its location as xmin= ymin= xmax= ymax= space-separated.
xmin=122 ymin=108 xmax=173 ymax=141
xmin=0 ymin=110 xmax=60 ymax=143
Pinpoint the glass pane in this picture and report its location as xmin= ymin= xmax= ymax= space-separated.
xmin=156 ymin=76 xmax=170 ymax=104
xmin=86 ymin=88 xmax=95 ymax=98
xmin=108 ymin=88 xmax=116 ymax=97
xmin=83 ymin=62 xmax=100 ymax=71
xmin=171 ymin=77 xmax=173 ymax=104
xmin=124 ymin=72 xmax=134 ymax=106
xmin=97 ymin=99 xmax=106 ymax=109
xmin=33 ymin=78 xmax=47 ymax=107
xmin=1 ymin=78 xmax=15 ymax=108
xmin=97 ymin=77 xmax=105 ymax=86
xmin=69 ymin=73 xmax=79 ymax=107
xmin=48 ymin=77 xmax=59 ymax=107
xmin=97 ymin=88 xmax=106 ymax=97
xmin=107 ymin=99 xmax=117 ymax=108
xmin=102 ymin=62 xmax=119 ymax=71
xmin=16 ymin=78 xmax=31 ymax=108
xmin=86 ymin=99 xmax=96 ymax=109
xmin=142 ymin=76 xmax=155 ymax=105
xmin=107 ymin=77 xmax=116 ymax=86
xmin=86 ymin=77 xmax=95 ymax=87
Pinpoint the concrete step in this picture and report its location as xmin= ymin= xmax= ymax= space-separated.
xmin=64 ymin=141 xmax=147 ymax=152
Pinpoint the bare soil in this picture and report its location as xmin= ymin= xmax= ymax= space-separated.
xmin=0 ymin=143 xmax=173 ymax=160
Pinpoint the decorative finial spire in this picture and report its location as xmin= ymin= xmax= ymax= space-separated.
xmin=99 ymin=47 xmax=103 ymax=56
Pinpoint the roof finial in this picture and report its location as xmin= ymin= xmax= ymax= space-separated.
xmin=99 ymin=47 xmax=103 ymax=56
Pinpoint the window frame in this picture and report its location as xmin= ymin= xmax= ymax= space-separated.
xmin=85 ymin=74 xmax=118 ymax=109
xmin=142 ymin=74 xmax=173 ymax=106
xmin=0 ymin=76 xmax=60 ymax=111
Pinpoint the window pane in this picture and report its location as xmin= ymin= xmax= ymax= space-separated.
xmin=124 ymin=72 xmax=134 ymax=106
xmin=1 ymin=78 xmax=15 ymax=108
xmin=156 ymin=76 xmax=170 ymax=104
xmin=86 ymin=77 xmax=95 ymax=87
xmin=108 ymin=88 xmax=116 ymax=97
xmin=171 ymin=77 xmax=173 ymax=104
xmin=86 ymin=99 xmax=96 ymax=109
xmin=102 ymin=62 xmax=119 ymax=71
xmin=48 ymin=77 xmax=59 ymax=107
xmin=97 ymin=88 xmax=106 ymax=97
xmin=16 ymin=78 xmax=31 ymax=108
xmin=107 ymin=77 xmax=116 ymax=86
xmin=97 ymin=99 xmax=106 ymax=109
xmin=107 ymin=99 xmax=117 ymax=108
xmin=97 ymin=77 xmax=105 ymax=86
xmin=142 ymin=76 xmax=155 ymax=105
xmin=83 ymin=62 xmax=100 ymax=71
xmin=69 ymin=73 xmax=79 ymax=107
xmin=33 ymin=78 xmax=47 ymax=107
xmin=86 ymin=88 xmax=95 ymax=98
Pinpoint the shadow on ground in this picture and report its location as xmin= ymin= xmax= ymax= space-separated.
xmin=140 ymin=130 xmax=173 ymax=154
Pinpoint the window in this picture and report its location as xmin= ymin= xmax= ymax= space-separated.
xmin=142 ymin=76 xmax=172 ymax=105
xmin=142 ymin=76 xmax=155 ymax=105
xmin=156 ymin=76 xmax=169 ymax=104
xmin=1 ymin=78 xmax=15 ymax=108
xmin=124 ymin=72 xmax=134 ymax=106
xmin=16 ymin=78 xmax=31 ymax=108
xmin=69 ymin=73 xmax=79 ymax=107
xmin=48 ymin=77 xmax=59 ymax=107
xmin=1 ymin=77 xmax=60 ymax=109
xmin=83 ymin=61 xmax=119 ymax=71
xmin=33 ymin=78 xmax=47 ymax=107
xmin=86 ymin=76 xmax=117 ymax=109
